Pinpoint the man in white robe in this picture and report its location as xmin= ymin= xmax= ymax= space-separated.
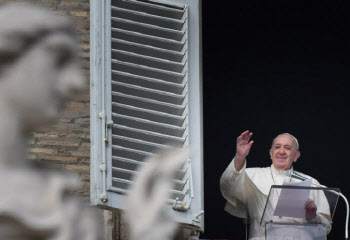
xmin=220 ymin=131 xmax=331 ymax=239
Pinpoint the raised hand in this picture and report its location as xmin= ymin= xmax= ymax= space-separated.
xmin=234 ymin=130 xmax=254 ymax=171
xmin=236 ymin=130 xmax=254 ymax=158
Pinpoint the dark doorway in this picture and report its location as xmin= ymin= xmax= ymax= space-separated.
xmin=202 ymin=1 xmax=350 ymax=239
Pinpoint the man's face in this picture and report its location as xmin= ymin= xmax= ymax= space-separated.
xmin=269 ymin=134 xmax=300 ymax=170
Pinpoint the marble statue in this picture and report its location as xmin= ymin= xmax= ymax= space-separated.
xmin=124 ymin=148 xmax=188 ymax=240
xmin=0 ymin=4 xmax=103 ymax=240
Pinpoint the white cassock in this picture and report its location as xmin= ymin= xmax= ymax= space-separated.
xmin=220 ymin=159 xmax=332 ymax=240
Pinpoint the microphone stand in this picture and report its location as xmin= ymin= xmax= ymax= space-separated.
xmin=339 ymin=192 xmax=349 ymax=240
xmin=293 ymin=172 xmax=349 ymax=240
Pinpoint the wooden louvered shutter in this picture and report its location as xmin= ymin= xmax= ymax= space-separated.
xmin=91 ymin=0 xmax=203 ymax=229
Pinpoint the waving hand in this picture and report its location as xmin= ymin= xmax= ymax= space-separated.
xmin=234 ymin=130 xmax=254 ymax=171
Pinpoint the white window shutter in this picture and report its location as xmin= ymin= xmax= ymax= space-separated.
xmin=90 ymin=0 xmax=203 ymax=229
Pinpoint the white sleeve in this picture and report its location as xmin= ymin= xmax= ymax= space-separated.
xmin=220 ymin=158 xmax=249 ymax=208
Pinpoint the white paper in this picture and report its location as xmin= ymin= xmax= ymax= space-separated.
xmin=273 ymin=178 xmax=312 ymax=218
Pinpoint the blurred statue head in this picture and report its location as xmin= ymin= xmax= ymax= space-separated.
xmin=0 ymin=4 xmax=84 ymax=133
xmin=0 ymin=5 xmax=104 ymax=240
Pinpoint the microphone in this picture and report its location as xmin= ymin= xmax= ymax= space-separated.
xmin=287 ymin=171 xmax=328 ymax=189
xmin=286 ymin=171 xmax=309 ymax=182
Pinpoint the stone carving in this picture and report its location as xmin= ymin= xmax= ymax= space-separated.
xmin=124 ymin=148 xmax=188 ymax=240
xmin=0 ymin=4 xmax=103 ymax=240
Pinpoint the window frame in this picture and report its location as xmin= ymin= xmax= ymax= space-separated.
xmin=90 ymin=0 xmax=203 ymax=230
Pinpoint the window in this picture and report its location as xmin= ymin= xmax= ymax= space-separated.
xmin=90 ymin=0 xmax=203 ymax=229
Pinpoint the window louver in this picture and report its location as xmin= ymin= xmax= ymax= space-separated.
xmin=109 ymin=0 xmax=191 ymax=208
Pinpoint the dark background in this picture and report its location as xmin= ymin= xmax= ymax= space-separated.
xmin=202 ymin=0 xmax=350 ymax=239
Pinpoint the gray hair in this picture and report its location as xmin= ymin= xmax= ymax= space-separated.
xmin=271 ymin=133 xmax=299 ymax=151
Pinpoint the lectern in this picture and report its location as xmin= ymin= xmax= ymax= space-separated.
xmin=260 ymin=185 xmax=340 ymax=240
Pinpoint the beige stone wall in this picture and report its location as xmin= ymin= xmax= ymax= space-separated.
xmin=0 ymin=0 xmax=91 ymax=197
